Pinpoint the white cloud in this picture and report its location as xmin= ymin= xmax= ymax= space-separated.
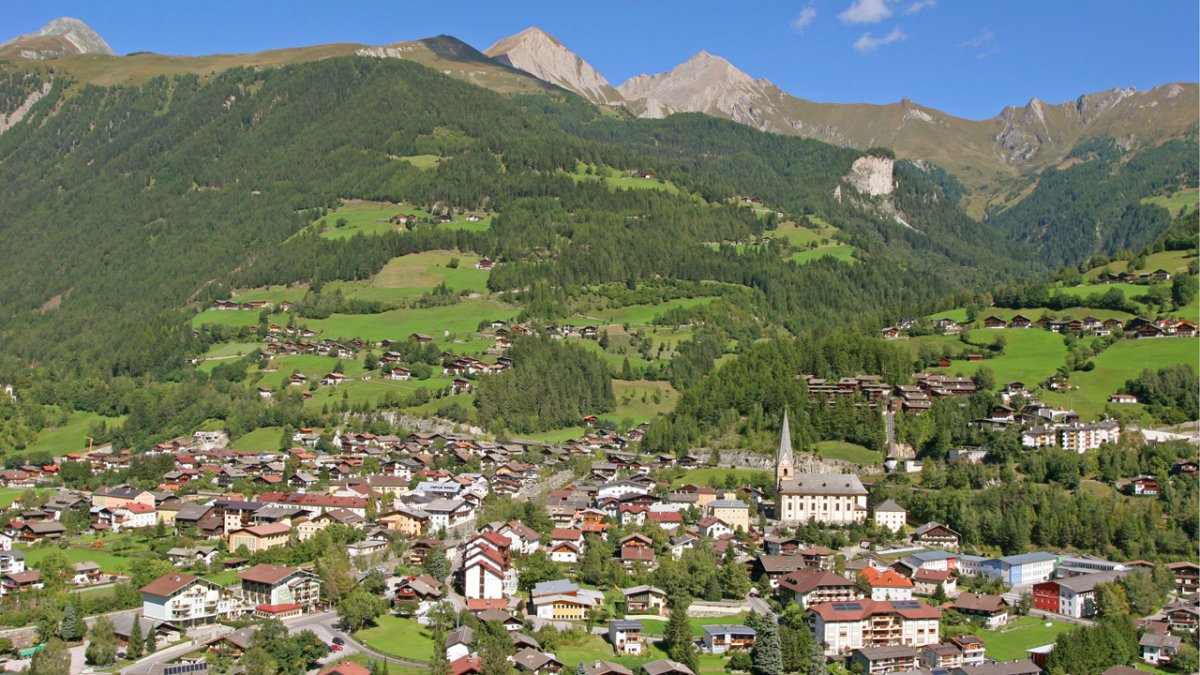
xmin=957 ymin=28 xmax=999 ymax=58
xmin=839 ymin=0 xmax=893 ymax=24
xmin=792 ymin=6 xmax=818 ymax=32
xmin=853 ymin=26 xmax=907 ymax=53
xmin=904 ymin=0 xmax=937 ymax=15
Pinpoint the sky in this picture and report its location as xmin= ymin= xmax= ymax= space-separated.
xmin=7 ymin=0 xmax=1199 ymax=120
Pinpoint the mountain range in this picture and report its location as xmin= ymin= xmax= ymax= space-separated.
xmin=4 ymin=20 xmax=1193 ymax=216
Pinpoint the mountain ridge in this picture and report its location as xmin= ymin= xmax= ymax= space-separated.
xmin=0 ymin=17 xmax=114 ymax=60
xmin=484 ymin=27 xmax=623 ymax=106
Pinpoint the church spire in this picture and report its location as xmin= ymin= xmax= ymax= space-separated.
xmin=776 ymin=409 xmax=794 ymax=482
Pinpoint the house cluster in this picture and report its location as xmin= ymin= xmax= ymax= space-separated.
xmin=211 ymin=300 xmax=271 ymax=312
xmin=979 ymin=313 xmax=1196 ymax=339
xmin=803 ymin=373 xmax=977 ymax=413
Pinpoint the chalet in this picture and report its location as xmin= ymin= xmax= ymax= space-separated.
xmin=701 ymin=625 xmax=756 ymax=654
xmin=1 ymin=570 xmax=42 ymax=595
xmin=777 ymin=569 xmax=863 ymax=609
xmin=983 ymin=316 xmax=1007 ymax=329
xmin=950 ymin=593 xmax=1009 ymax=628
xmin=239 ymin=564 xmax=322 ymax=615
xmin=582 ymin=662 xmax=633 ymax=675
xmin=638 ymin=661 xmax=694 ymax=675
xmin=475 ymin=257 xmax=495 ymax=270
xmin=321 ymin=373 xmax=347 ymax=386
xmin=508 ymin=643 xmax=559 ymax=667
xmin=1140 ymin=632 xmax=1182 ymax=666
xmin=1129 ymin=475 xmax=1159 ymax=496
xmin=608 ymin=620 xmax=645 ymax=655
xmin=1166 ymin=562 xmax=1200 ymax=596
xmin=1009 ymin=315 xmax=1032 ymax=328
xmin=910 ymin=522 xmax=960 ymax=549
xmin=1109 ymin=393 xmax=1139 ymax=404
xmin=849 ymin=646 xmax=918 ymax=674
xmin=621 ymin=585 xmax=667 ymax=615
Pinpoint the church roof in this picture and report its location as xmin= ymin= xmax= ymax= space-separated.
xmin=779 ymin=473 xmax=868 ymax=496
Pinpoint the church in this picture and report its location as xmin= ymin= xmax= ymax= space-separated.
xmin=775 ymin=410 xmax=869 ymax=526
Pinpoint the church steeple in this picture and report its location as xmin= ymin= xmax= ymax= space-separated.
xmin=776 ymin=409 xmax=794 ymax=483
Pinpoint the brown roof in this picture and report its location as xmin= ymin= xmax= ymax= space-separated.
xmin=140 ymin=572 xmax=203 ymax=597
xmin=234 ymin=523 xmax=291 ymax=537
xmin=238 ymin=563 xmax=299 ymax=585
xmin=951 ymin=593 xmax=1007 ymax=614
xmin=779 ymin=569 xmax=858 ymax=595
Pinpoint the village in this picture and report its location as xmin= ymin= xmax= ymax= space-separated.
xmin=0 ymin=403 xmax=1189 ymax=675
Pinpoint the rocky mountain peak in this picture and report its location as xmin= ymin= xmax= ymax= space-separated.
xmin=484 ymin=27 xmax=623 ymax=106
xmin=0 ymin=17 xmax=114 ymax=60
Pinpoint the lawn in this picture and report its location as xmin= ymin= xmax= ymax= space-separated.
xmin=25 ymin=411 xmax=125 ymax=457
xmin=569 ymin=163 xmax=683 ymax=195
xmin=580 ymin=297 xmax=719 ymax=325
xmin=979 ymin=616 xmax=1074 ymax=661
xmin=204 ymin=570 xmax=242 ymax=586
xmin=613 ymin=380 xmax=680 ymax=424
xmin=296 ymin=298 xmax=518 ymax=343
xmin=371 ymin=250 xmax=491 ymax=295
xmin=316 ymin=201 xmax=417 ymax=240
xmin=930 ymin=329 xmax=1069 ymax=386
xmin=438 ymin=215 xmax=493 ymax=232
xmin=789 ymin=245 xmax=857 ymax=265
xmin=1140 ymin=186 xmax=1198 ymax=217
xmin=553 ymin=632 xmax=728 ymax=673
xmin=0 ymin=488 xmax=50 ymax=508
xmin=814 ymin=440 xmax=880 ymax=464
xmin=20 ymin=544 xmax=135 ymax=575
xmin=356 ymin=616 xmax=435 ymax=660
xmin=396 ymin=154 xmax=443 ymax=169
xmin=670 ymin=468 xmax=771 ymax=488
xmin=638 ymin=614 xmax=749 ymax=636
xmin=191 ymin=308 xmax=264 ymax=328
xmin=257 ymin=354 xmax=366 ymax=389
xmin=201 ymin=342 xmax=263 ymax=359
xmin=230 ymin=426 xmax=284 ymax=452
xmin=1038 ymin=337 xmax=1198 ymax=419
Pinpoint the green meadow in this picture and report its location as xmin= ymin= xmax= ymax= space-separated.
xmin=930 ymin=329 xmax=1069 ymax=385
xmin=295 ymin=297 xmax=518 ymax=342
xmin=26 ymin=411 xmax=126 ymax=457
xmin=814 ymin=440 xmax=881 ymax=464
xmin=789 ymin=244 xmax=857 ymax=265
xmin=1038 ymin=338 xmax=1198 ymax=419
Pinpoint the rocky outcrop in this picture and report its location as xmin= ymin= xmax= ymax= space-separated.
xmin=0 ymin=81 xmax=51 ymax=136
xmin=0 ymin=18 xmax=114 ymax=60
xmin=845 ymin=155 xmax=895 ymax=196
xmin=485 ymin=27 xmax=623 ymax=106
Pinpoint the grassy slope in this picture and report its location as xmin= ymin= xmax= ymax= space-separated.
xmin=230 ymin=426 xmax=285 ymax=452
xmin=813 ymin=440 xmax=880 ymax=464
xmin=930 ymin=329 xmax=1069 ymax=385
xmin=26 ymin=411 xmax=126 ymax=457
xmin=296 ymin=298 xmax=517 ymax=342
xmin=1039 ymin=338 xmax=1199 ymax=419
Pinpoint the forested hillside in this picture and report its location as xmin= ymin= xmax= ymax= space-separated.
xmin=990 ymin=137 xmax=1199 ymax=267
xmin=0 ymin=58 xmax=1028 ymax=382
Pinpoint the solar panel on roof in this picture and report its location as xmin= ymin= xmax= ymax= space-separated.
xmin=892 ymin=600 xmax=922 ymax=609
xmin=832 ymin=602 xmax=862 ymax=611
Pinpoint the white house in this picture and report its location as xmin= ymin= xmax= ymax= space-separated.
xmin=113 ymin=502 xmax=159 ymax=532
xmin=873 ymin=499 xmax=907 ymax=533
xmin=141 ymin=573 xmax=241 ymax=625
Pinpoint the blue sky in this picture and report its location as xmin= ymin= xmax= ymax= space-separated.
xmin=8 ymin=1 xmax=1198 ymax=120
